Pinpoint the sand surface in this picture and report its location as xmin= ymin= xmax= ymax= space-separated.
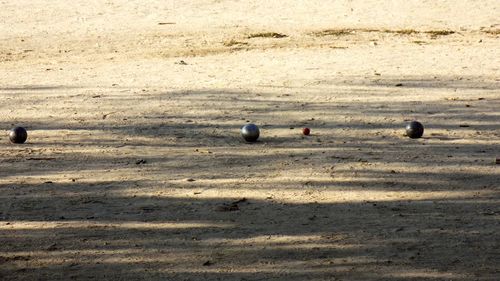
xmin=1 ymin=1 xmax=499 ymax=280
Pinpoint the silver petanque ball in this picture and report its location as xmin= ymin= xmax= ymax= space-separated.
xmin=9 ymin=126 xmax=28 ymax=144
xmin=241 ymin=123 xmax=260 ymax=142
xmin=405 ymin=121 xmax=424 ymax=139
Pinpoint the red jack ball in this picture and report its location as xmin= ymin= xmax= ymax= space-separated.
xmin=302 ymin=128 xmax=310 ymax=136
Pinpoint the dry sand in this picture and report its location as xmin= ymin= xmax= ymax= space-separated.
xmin=1 ymin=1 xmax=499 ymax=280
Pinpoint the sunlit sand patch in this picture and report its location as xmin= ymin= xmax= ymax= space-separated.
xmin=385 ymin=270 xmax=467 ymax=279
xmin=121 ymin=188 xmax=497 ymax=204
xmin=0 ymin=220 xmax=233 ymax=230
xmin=200 ymin=234 xmax=364 ymax=250
xmin=2 ymin=251 xmax=375 ymax=273
xmin=155 ymin=258 xmax=376 ymax=273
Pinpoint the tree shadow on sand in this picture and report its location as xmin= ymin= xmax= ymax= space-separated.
xmin=0 ymin=76 xmax=499 ymax=280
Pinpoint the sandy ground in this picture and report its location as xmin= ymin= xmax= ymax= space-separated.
xmin=1 ymin=1 xmax=500 ymax=280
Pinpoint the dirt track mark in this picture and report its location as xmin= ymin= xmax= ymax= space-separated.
xmin=0 ymin=28 xmax=495 ymax=64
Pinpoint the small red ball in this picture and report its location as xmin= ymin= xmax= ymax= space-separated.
xmin=302 ymin=128 xmax=310 ymax=135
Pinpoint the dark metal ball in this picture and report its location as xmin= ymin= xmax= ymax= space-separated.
xmin=405 ymin=121 xmax=424 ymax=139
xmin=241 ymin=123 xmax=260 ymax=142
xmin=9 ymin=126 xmax=28 ymax=144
